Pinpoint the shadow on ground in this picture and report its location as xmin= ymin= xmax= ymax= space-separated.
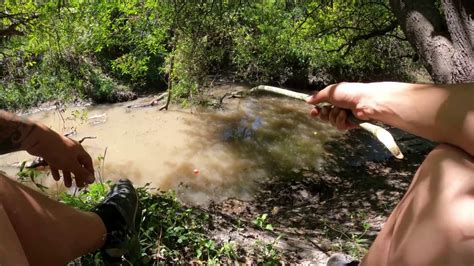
xmin=206 ymin=128 xmax=435 ymax=264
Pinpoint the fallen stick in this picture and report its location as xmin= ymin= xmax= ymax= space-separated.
xmin=250 ymin=85 xmax=404 ymax=159
xmin=127 ymin=92 xmax=168 ymax=108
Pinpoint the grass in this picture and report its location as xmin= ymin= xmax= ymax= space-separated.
xmin=253 ymin=237 xmax=282 ymax=264
xmin=320 ymin=211 xmax=372 ymax=259
xmin=61 ymin=182 xmax=242 ymax=265
xmin=15 ymin=164 xmax=282 ymax=265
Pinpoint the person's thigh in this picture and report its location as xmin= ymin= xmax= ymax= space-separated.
xmin=363 ymin=144 xmax=474 ymax=266
xmin=0 ymin=174 xmax=105 ymax=265
xmin=0 ymin=203 xmax=29 ymax=265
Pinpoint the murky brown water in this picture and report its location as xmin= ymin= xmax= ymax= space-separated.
xmin=0 ymin=85 xmax=340 ymax=204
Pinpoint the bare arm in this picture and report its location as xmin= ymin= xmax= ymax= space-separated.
xmin=0 ymin=110 xmax=95 ymax=187
xmin=306 ymin=82 xmax=474 ymax=156
xmin=0 ymin=111 xmax=36 ymax=154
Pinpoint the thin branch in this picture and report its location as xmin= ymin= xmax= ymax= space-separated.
xmin=357 ymin=1 xmax=392 ymax=12
xmin=250 ymin=85 xmax=404 ymax=159
xmin=330 ymin=20 xmax=399 ymax=56
xmin=291 ymin=3 xmax=325 ymax=37
xmin=0 ymin=12 xmax=39 ymax=38
xmin=0 ymin=24 xmax=24 ymax=37
xmin=78 ymin=136 xmax=97 ymax=144
xmin=311 ymin=25 xmax=363 ymax=39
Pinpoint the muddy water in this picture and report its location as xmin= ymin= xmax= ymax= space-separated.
xmin=0 ymin=86 xmax=340 ymax=204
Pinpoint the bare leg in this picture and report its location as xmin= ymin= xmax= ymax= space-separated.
xmin=0 ymin=203 xmax=29 ymax=265
xmin=363 ymin=144 xmax=474 ymax=266
xmin=0 ymin=174 xmax=106 ymax=265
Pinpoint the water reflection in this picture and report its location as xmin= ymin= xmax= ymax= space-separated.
xmin=0 ymin=91 xmax=340 ymax=205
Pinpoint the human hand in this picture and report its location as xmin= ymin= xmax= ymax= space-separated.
xmin=22 ymin=124 xmax=95 ymax=187
xmin=305 ymin=82 xmax=374 ymax=130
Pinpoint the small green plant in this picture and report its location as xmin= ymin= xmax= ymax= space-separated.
xmin=70 ymin=109 xmax=89 ymax=123
xmin=321 ymin=212 xmax=372 ymax=259
xmin=59 ymin=182 xmax=109 ymax=210
xmin=16 ymin=161 xmax=48 ymax=192
xmin=62 ymin=182 xmax=242 ymax=264
xmin=219 ymin=242 xmax=238 ymax=261
xmin=252 ymin=213 xmax=274 ymax=231
xmin=346 ymin=219 xmax=371 ymax=258
xmin=96 ymin=148 xmax=108 ymax=185
xmin=254 ymin=236 xmax=282 ymax=265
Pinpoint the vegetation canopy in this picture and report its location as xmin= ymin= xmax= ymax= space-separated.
xmin=1 ymin=0 xmax=420 ymax=110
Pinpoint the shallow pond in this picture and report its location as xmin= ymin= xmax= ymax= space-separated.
xmin=0 ymin=84 xmax=340 ymax=205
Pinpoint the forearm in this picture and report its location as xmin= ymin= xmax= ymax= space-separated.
xmin=1 ymin=111 xmax=95 ymax=186
xmin=0 ymin=110 xmax=40 ymax=155
xmin=365 ymin=82 xmax=474 ymax=156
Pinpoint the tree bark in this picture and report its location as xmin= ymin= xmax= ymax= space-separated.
xmin=390 ymin=0 xmax=474 ymax=83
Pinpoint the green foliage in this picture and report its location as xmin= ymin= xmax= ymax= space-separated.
xmin=62 ymin=182 xmax=241 ymax=264
xmin=253 ymin=237 xmax=282 ymax=265
xmin=252 ymin=213 xmax=274 ymax=231
xmin=16 ymin=161 xmax=48 ymax=191
xmin=59 ymin=182 xmax=109 ymax=211
xmin=322 ymin=211 xmax=372 ymax=259
xmin=1 ymin=0 xmax=417 ymax=110
xmin=251 ymin=213 xmax=282 ymax=264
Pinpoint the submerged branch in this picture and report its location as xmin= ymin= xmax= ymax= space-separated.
xmin=250 ymin=85 xmax=404 ymax=159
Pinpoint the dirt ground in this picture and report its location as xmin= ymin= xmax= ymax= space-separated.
xmin=204 ymin=128 xmax=435 ymax=264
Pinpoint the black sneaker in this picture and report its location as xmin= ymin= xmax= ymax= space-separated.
xmin=327 ymin=253 xmax=360 ymax=266
xmin=92 ymin=179 xmax=139 ymax=264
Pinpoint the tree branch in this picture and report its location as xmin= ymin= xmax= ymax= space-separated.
xmin=249 ymin=85 xmax=404 ymax=159
xmin=453 ymin=0 xmax=474 ymax=47
xmin=291 ymin=2 xmax=325 ymax=37
xmin=440 ymin=0 xmax=474 ymax=81
xmin=338 ymin=20 xmax=399 ymax=56
xmin=0 ymin=24 xmax=24 ymax=37
xmin=441 ymin=0 xmax=473 ymax=49
xmin=0 ymin=12 xmax=39 ymax=38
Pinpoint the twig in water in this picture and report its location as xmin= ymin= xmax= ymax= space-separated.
xmin=78 ymin=136 xmax=96 ymax=144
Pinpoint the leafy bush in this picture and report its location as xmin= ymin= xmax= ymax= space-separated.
xmin=1 ymin=0 xmax=418 ymax=110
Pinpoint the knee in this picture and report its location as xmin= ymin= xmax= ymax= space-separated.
xmin=415 ymin=144 xmax=474 ymax=201
xmin=420 ymin=144 xmax=473 ymax=177
xmin=425 ymin=144 xmax=473 ymax=164
xmin=420 ymin=144 xmax=474 ymax=222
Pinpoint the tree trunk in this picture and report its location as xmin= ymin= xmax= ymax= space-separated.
xmin=390 ymin=0 xmax=474 ymax=83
